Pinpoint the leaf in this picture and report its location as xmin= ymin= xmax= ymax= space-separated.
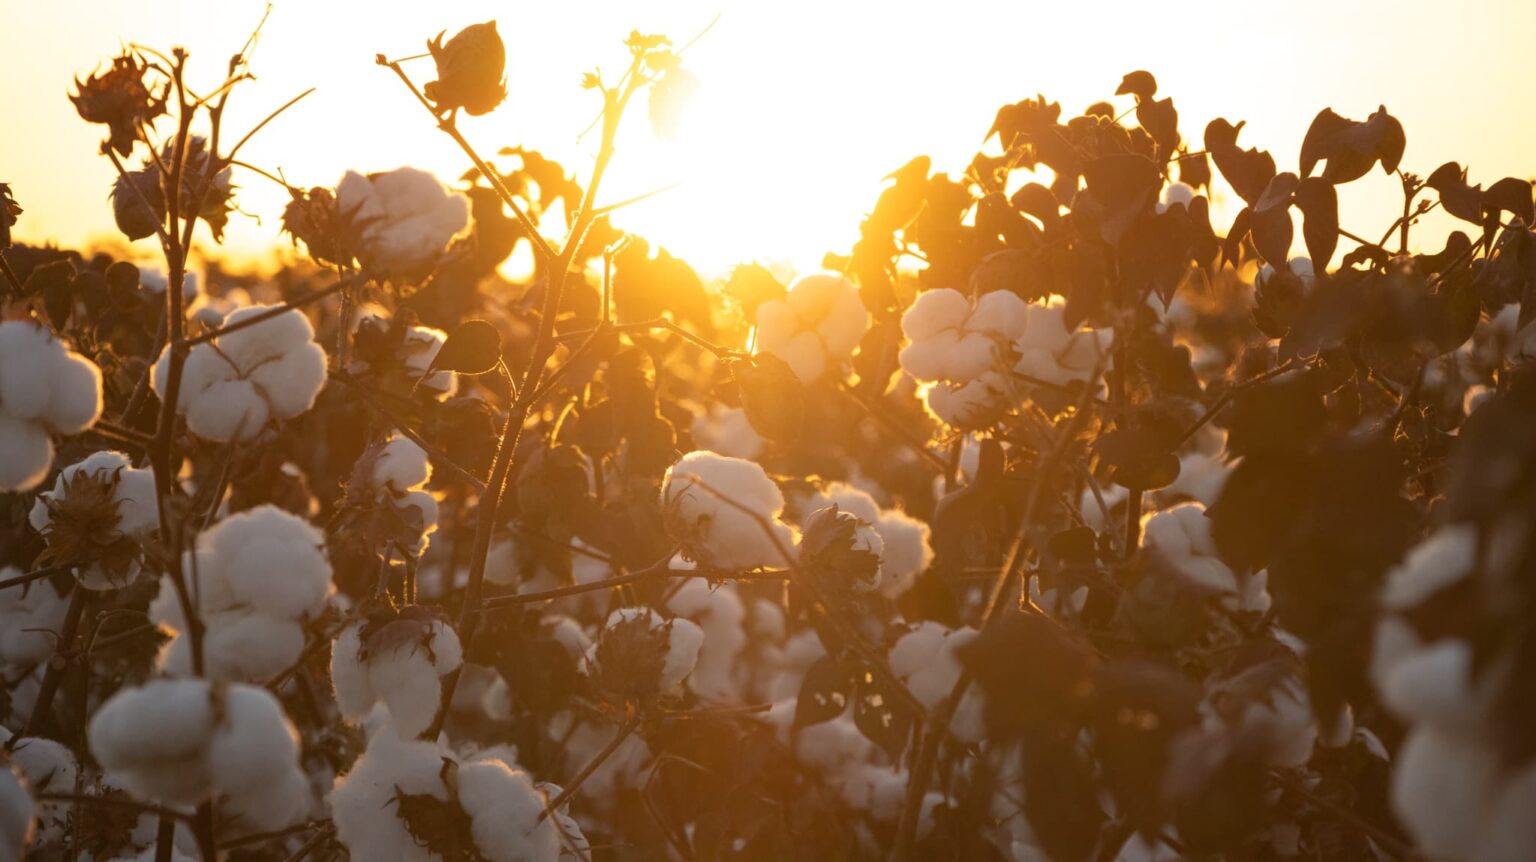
xmin=1299 ymin=106 xmax=1405 ymax=183
xmin=731 ymin=353 xmax=804 ymax=443
xmin=1080 ymin=153 xmax=1159 ymax=244
xmin=1095 ymin=427 xmax=1181 ymax=491
xmin=1204 ymin=118 xmax=1275 ymax=205
xmin=1115 ymin=70 xmax=1157 ymax=99
xmin=431 ymin=319 xmax=502 ymax=374
xmin=851 ymin=664 xmax=914 ymax=760
xmin=1294 ymin=176 xmax=1339 ymax=270
xmin=1250 ymin=172 xmax=1297 ymax=266
xmin=794 ymin=654 xmax=854 ymax=728
xmin=22 ymin=259 xmax=73 ymax=299
xmin=1136 ymin=96 xmax=1179 ymax=160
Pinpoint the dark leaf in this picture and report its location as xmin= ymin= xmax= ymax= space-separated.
xmin=731 ymin=353 xmax=804 ymax=443
xmin=431 ymin=319 xmax=502 ymax=374
xmin=1115 ymin=70 xmax=1157 ymax=99
xmin=851 ymin=663 xmax=914 ymax=760
xmin=793 ymin=654 xmax=854 ymax=728
xmin=1295 ymin=176 xmax=1339 ymax=270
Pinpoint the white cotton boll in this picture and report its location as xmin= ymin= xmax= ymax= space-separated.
xmin=1372 ymin=623 xmax=1484 ymax=730
xmin=1392 ymin=727 xmax=1500 ymax=859
xmin=337 ymin=167 xmax=469 ymax=279
xmin=873 ymin=509 xmax=933 ymax=597
xmin=0 ymin=415 xmax=52 ymax=492
xmin=899 ymin=288 xmax=1020 ymax=385
xmin=661 ymin=451 xmax=797 ymax=570
xmin=484 ymin=538 xmax=521 ymax=587
xmin=1158 ymin=182 xmax=1195 ymax=213
xmin=138 ymin=268 xmax=200 ymax=305
xmin=1236 ymin=676 xmax=1317 ymax=768
xmin=1255 ymin=257 xmax=1317 ymax=292
xmin=9 ymin=737 xmax=75 ymax=843
xmin=0 ymin=576 xmax=68 ymax=674
xmin=400 ymin=324 xmax=457 ymax=396
xmin=153 ymin=306 xmax=327 ymax=443
xmin=188 ymin=612 xmax=305 ymax=682
xmin=330 ymin=623 xmax=375 ymax=720
xmin=1141 ymin=503 xmax=1268 ymax=611
xmin=690 ymin=403 xmax=765 ymax=461
xmin=375 ymin=436 xmax=433 ymax=492
xmin=0 ymin=759 xmax=31 ymax=862
xmin=88 ymin=679 xmax=215 ymax=805
xmin=455 ymin=759 xmax=561 ymax=862
xmin=44 ymin=350 xmax=105 ymax=435
xmin=207 ymin=686 xmax=304 ymax=817
xmin=667 ymin=580 xmax=746 ymax=701
xmin=1381 ymin=525 xmax=1477 ymax=611
xmin=329 ymin=734 xmax=449 ymax=862
xmin=1013 ymin=298 xmax=1113 ymax=389
xmin=923 ymin=373 xmax=1008 ymax=429
xmin=207 ymin=505 xmax=331 ymax=617
xmin=370 ymin=644 xmax=449 ymax=740
xmin=1477 ymin=760 xmax=1536 ymax=862
xmin=755 ymin=273 xmax=869 ymax=383
xmin=900 ymin=288 xmax=971 ymax=341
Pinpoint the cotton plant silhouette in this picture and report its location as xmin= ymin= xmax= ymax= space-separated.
xmin=1 ymin=8 xmax=1535 ymax=861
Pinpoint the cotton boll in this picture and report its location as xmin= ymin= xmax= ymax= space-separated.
xmin=755 ymin=273 xmax=869 ymax=383
xmin=662 ymin=451 xmax=797 ymax=570
xmin=0 ymin=322 xmax=104 ymax=491
xmin=667 ymin=580 xmax=746 ymax=701
xmin=1477 ymin=759 xmax=1536 ymax=862
xmin=1141 ymin=503 xmax=1268 ymax=612
xmin=8 ymin=737 xmax=75 ymax=844
xmin=0 ymin=758 xmax=31 ymax=862
xmin=330 ymin=623 xmax=374 ymax=719
xmin=28 ymin=450 xmax=162 ymax=590
xmin=0 ymin=415 xmax=52 ymax=492
xmin=0 ymin=576 xmax=68 ymax=676
xmin=375 ymin=436 xmax=433 ymax=492
xmin=329 ymin=734 xmax=449 ymax=862
xmin=88 ymin=679 xmax=215 ymax=805
xmin=207 ymin=685 xmax=307 ymax=830
xmin=899 ymin=288 xmax=1024 ymax=384
xmin=152 ymin=306 xmax=327 ymax=443
xmin=337 ymin=167 xmax=469 ymax=280
xmin=368 ymin=644 xmax=449 ymax=739
xmin=1392 ymin=727 xmax=1500 ymax=859
xmin=889 ymin=623 xmax=987 ymax=742
xmin=922 ymin=372 xmax=1009 ymax=429
xmin=690 ymin=403 xmax=765 ymax=461
xmin=456 ymin=759 xmax=562 ymax=862
xmin=1158 ymin=182 xmax=1195 ymax=213
xmin=1013 ymin=297 xmax=1114 ymax=390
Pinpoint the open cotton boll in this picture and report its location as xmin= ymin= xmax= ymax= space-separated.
xmin=690 ymin=402 xmax=765 ymax=460
xmin=329 ymin=608 xmax=463 ymax=739
xmin=152 ymin=305 xmax=326 ymax=442
xmin=1013 ymin=297 xmax=1114 ymax=390
xmin=584 ymin=607 xmax=705 ymax=703
xmin=0 ymin=757 xmax=31 ymax=862
xmin=667 ymin=580 xmax=747 ymax=702
xmin=152 ymin=505 xmax=332 ymax=682
xmin=661 ymin=451 xmax=797 ymax=571
xmin=889 ymin=623 xmax=987 ymax=742
xmin=397 ymin=323 xmax=457 ymax=396
xmin=1157 ymin=181 xmax=1195 ymax=213
xmin=337 ymin=167 xmax=469 ymax=279
xmin=89 ymin=678 xmax=307 ymax=831
xmin=923 ymin=371 xmax=1011 ymax=429
xmin=899 ymin=288 xmax=1027 ymax=384
xmin=1141 ymin=503 xmax=1270 ymax=613
xmin=7 ymin=737 xmax=75 ymax=845
xmin=1392 ymin=726 xmax=1500 ymax=860
xmin=330 ymin=734 xmax=452 ymax=862
xmin=0 ymin=575 xmax=68 ymax=677
xmin=1255 ymin=256 xmax=1316 ymax=292
xmin=455 ymin=758 xmax=564 ymax=862
xmin=754 ymin=272 xmax=870 ymax=383
xmin=366 ymin=435 xmax=439 ymax=555
xmin=803 ymin=481 xmax=933 ymax=597
xmin=28 ymin=450 xmax=160 ymax=591
xmin=0 ymin=321 xmax=104 ymax=491
xmin=138 ymin=267 xmax=200 ymax=304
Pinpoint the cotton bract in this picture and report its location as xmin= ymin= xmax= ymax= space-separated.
xmin=661 ymin=451 xmax=796 ymax=570
xmin=88 ymin=679 xmax=311 ymax=831
xmin=583 ymin=607 xmax=705 ymax=703
xmin=802 ymin=482 xmax=934 ymax=597
xmin=152 ymin=305 xmax=327 ymax=442
xmin=754 ymin=272 xmax=870 ymax=383
xmin=0 ymin=321 xmax=103 ymax=491
xmin=28 ymin=450 xmax=159 ymax=590
xmin=337 ymin=167 xmax=468 ymax=280
xmin=151 ymin=504 xmax=334 ymax=681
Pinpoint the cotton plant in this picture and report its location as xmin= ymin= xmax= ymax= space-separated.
xmin=150 ymin=504 xmax=334 ymax=681
xmin=0 ymin=320 xmax=104 ymax=492
xmin=151 ymin=304 xmax=327 ymax=442
xmin=330 ymin=731 xmax=575 ymax=862
xmin=660 ymin=451 xmax=797 ymax=571
xmin=28 ymin=450 xmax=159 ymax=591
xmin=753 ymin=271 xmax=870 ymax=383
xmin=336 ymin=167 xmax=469 ymax=280
xmin=331 ymin=602 xmax=464 ymax=739
xmin=87 ymin=678 xmax=312 ymax=832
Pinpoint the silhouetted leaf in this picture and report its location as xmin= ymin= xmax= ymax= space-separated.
xmin=1295 ymin=176 xmax=1339 ymax=270
xmin=731 ymin=353 xmax=804 ymax=443
xmin=431 ymin=319 xmax=502 ymax=374
xmin=794 ymin=654 xmax=854 ymax=728
xmin=1205 ymin=119 xmax=1275 ymax=205
xmin=851 ymin=664 xmax=913 ymax=760
xmin=1299 ymin=106 xmax=1405 ymax=183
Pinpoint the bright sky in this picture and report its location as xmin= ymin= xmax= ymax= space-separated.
xmin=3 ymin=0 xmax=1533 ymax=278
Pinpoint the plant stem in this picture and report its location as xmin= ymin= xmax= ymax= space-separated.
xmin=21 ymin=586 xmax=88 ymax=738
xmin=539 ymin=714 xmax=640 ymax=821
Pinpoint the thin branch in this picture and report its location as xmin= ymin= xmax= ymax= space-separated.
xmin=225 ymin=87 xmax=316 ymax=162
xmin=187 ymin=274 xmax=362 ymax=345
xmin=539 ymin=714 xmax=640 ymax=821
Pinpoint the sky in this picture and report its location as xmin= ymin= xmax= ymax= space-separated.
xmin=2 ymin=0 xmax=1533 ymax=279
